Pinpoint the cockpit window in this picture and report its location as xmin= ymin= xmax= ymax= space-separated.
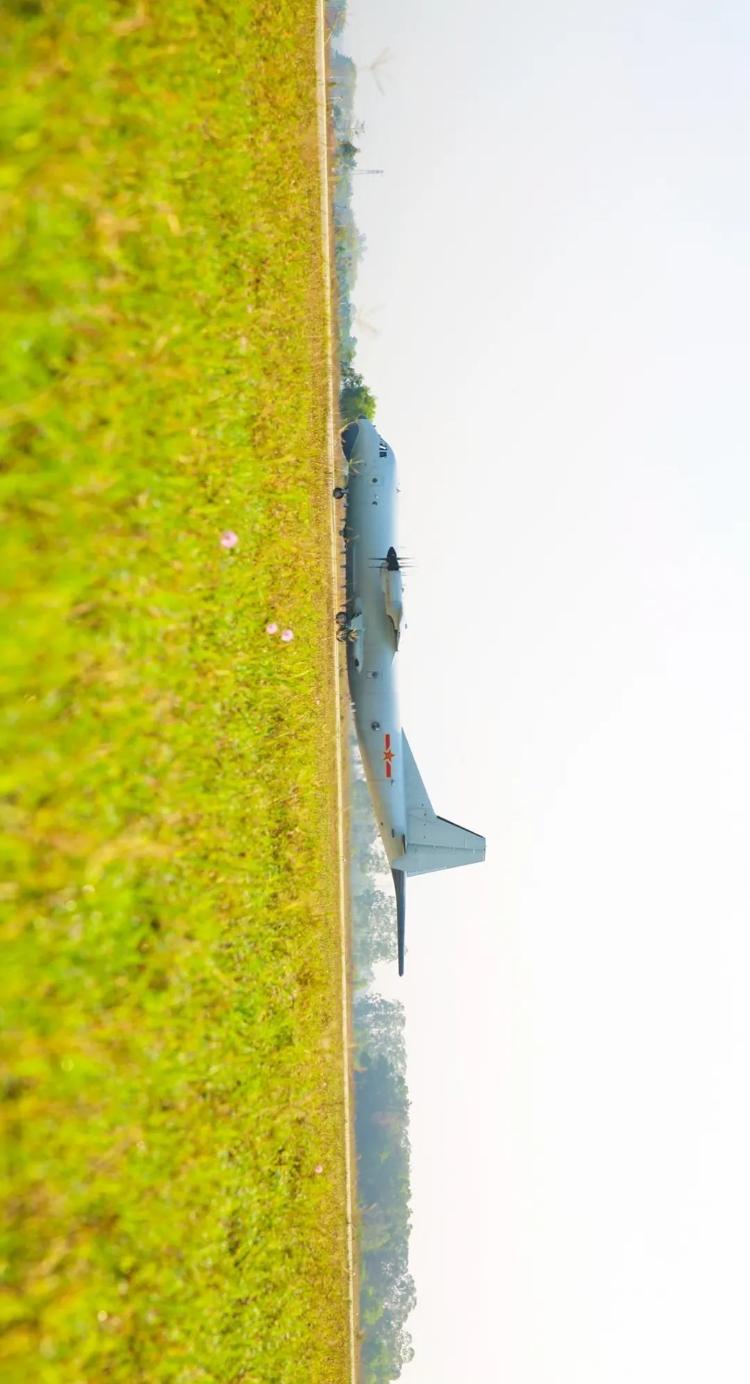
xmin=341 ymin=423 xmax=359 ymax=460
xmin=378 ymin=440 xmax=388 ymax=458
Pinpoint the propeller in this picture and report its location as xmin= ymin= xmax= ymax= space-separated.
xmin=367 ymin=547 xmax=413 ymax=570
xmin=361 ymin=47 xmax=394 ymax=95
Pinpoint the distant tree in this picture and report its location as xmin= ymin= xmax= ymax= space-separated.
xmin=352 ymin=887 xmax=397 ymax=982
xmin=327 ymin=0 xmax=348 ymax=36
xmin=355 ymin=993 xmax=407 ymax=1073
xmin=349 ymin=755 xmax=396 ymax=985
xmin=338 ymin=138 xmax=360 ymax=165
xmin=355 ymin=1031 xmax=415 ymax=1381
xmin=340 ymin=366 xmax=377 ymax=423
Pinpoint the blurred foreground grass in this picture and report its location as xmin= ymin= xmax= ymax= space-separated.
xmin=0 ymin=3 xmax=349 ymax=1380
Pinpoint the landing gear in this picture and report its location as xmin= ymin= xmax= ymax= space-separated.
xmin=332 ymin=486 xmax=346 ymax=499
xmin=335 ymin=608 xmax=361 ymax=646
xmin=336 ymin=611 xmax=359 ymax=644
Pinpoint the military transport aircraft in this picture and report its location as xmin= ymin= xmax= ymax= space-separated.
xmin=335 ymin=418 xmax=485 ymax=975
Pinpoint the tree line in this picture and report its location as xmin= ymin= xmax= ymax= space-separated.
xmin=350 ymin=743 xmax=415 ymax=1381
xmin=330 ymin=45 xmax=377 ymax=423
xmin=329 ymin=14 xmax=414 ymax=1376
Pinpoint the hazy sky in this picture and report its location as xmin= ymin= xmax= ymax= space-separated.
xmin=339 ymin=3 xmax=750 ymax=1381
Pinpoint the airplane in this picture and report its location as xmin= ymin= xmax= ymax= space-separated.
xmin=335 ymin=417 xmax=485 ymax=975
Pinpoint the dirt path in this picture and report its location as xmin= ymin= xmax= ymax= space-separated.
xmin=315 ymin=7 xmax=360 ymax=1382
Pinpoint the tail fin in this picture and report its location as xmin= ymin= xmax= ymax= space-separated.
xmin=389 ymin=734 xmax=485 ymax=976
xmin=392 ymin=869 xmax=406 ymax=976
xmin=400 ymin=733 xmax=486 ymax=877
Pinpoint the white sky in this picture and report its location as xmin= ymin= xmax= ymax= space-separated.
xmin=338 ymin=3 xmax=750 ymax=1381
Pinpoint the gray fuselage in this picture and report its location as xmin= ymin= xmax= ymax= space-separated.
xmin=344 ymin=419 xmax=407 ymax=866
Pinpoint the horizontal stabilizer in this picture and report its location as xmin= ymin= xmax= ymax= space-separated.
xmin=403 ymin=816 xmax=486 ymax=876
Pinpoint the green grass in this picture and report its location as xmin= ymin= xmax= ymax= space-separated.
xmin=0 ymin=3 xmax=350 ymax=1380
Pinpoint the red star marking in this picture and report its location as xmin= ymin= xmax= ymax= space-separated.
xmin=383 ymin=732 xmax=395 ymax=779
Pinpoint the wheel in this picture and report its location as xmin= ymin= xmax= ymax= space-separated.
xmin=335 ymin=610 xmax=348 ymax=625
xmin=332 ymin=486 xmax=346 ymax=499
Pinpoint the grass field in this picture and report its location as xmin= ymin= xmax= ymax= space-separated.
xmin=0 ymin=3 xmax=351 ymax=1380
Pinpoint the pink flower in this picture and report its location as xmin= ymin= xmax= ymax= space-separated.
xmin=220 ymin=530 xmax=238 ymax=550
xmin=281 ymin=629 xmax=294 ymax=643
xmin=265 ymin=622 xmax=279 ymax=635
xmin=314 ymin=1164 xmax=324 ymax=1175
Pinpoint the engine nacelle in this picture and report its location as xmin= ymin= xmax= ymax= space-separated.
xmin=382 ymin=562 xmax=404 ymax=646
